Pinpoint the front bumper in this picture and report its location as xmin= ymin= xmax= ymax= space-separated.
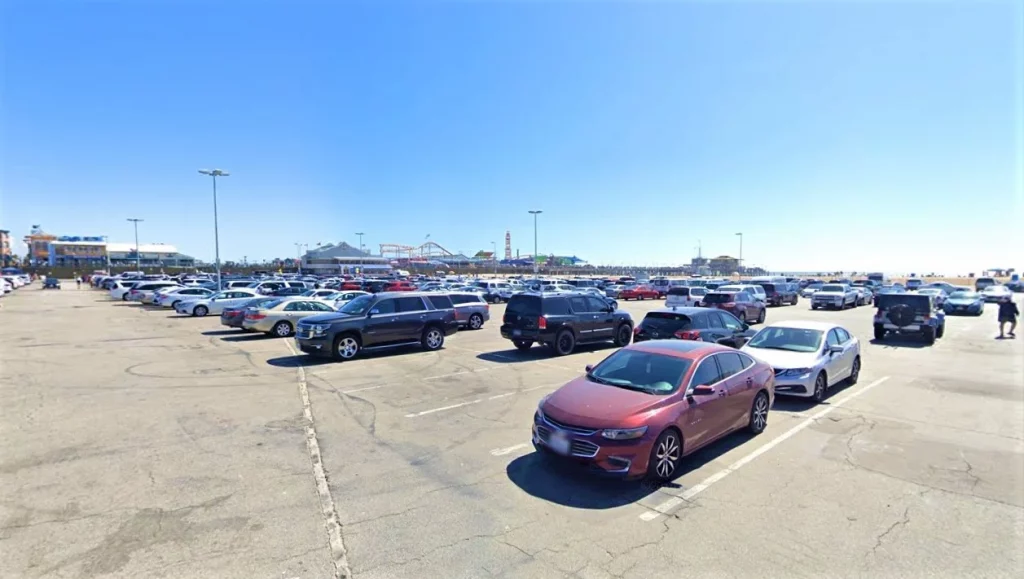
xmin=812 ymin=297 xmax=844 ymax=308
xmin=944 ymin=303 xmax=982 ymax=315
xmin=294 ymin=333 xmax=331 ymax=355
xmin=771 ymin=370 xmax=815 ymax=397
xmin=531 ymin=416 xmax=650 ymax=479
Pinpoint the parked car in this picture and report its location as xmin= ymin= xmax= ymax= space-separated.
xmin=665 ymin=286 xmax=707 ymax=308
xmin=604 ymin=284 xmax=627 ymax=298
xmin=175 ymin=289 xmax=260 ymax=317
xmin=127 ymin=282 xmax=181 ymax=303
xmin=269 ymin=286 xmax=308 ymax=297
xmin=154 ymin=287 xmax=214 ymax=308
xmin=758 ymin=282 xmax=798 ymax=306
xmin=301 ymin=289 xmax=342 ymax=300
xmin=532 ymin=340 xmax=774 ymax=481
xmin=915 ymin=287 xmax=948 ymax=307
xmin=241 ymin=298 xmax=338 ymax=337
xmin=799 ymin=282 xmax=824 ymax=299
xmin=923 ymin=281 xmax=958 ymax=295
xmin=384 ymin=280 xmax=418 ymax=292
xmin=109 ymin=281 xmax=141 ymax=301
xmin=448 ymin=292 xmax=491 ymax=330
xmin=810 ymin=284 xmax=858 ymax=310
xmin=975 ymin=277 xmax=997 ymax=291
xmin=877 ymin=284 xmax=906 ymax=295
xmin=942 ymin=290 xmax=985 ymax=316
xmin=719 ymin=284 xmax=767 ymax=303
xmin=43 ymin=277 xmax=61 ymax=289
xmin=294 ymin=292 xmax=458 ymax=360
xmin=702 ymin=291 xmax=766 ymax=324
xmin=633 ymin=307 xmax=756 ymax=348
xmin=980 ymin=285 xmax=1012 ymax=303
xmin=742 ymin=321 xmax=861 ymax=403
xmin=873 ymin=293 xmax=945 ymax=344
xmin=220 ymin=297 xmax=282 ymax=330
xmin=472 ymin=281 xmax=515 ymax=303
xmin=328 ymin=290 xmax=371 ymax=309
xmin=905 ymin=278 xmax=923 ymax=291
xmin=619 ymin=285 xmax=660 ymax=301
xmin=853 ymin=286 xmax=874 ymax=306
xmin=500 ymin=292 xmax=634 ymax=356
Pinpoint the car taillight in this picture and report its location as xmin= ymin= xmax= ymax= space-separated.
xmin=537 ymin=316 xmax=547 ymax=330
xmin=674 ymin=330 xmax=701 ymax=340
xmin=876 ymin=308 xmax=884 ymax=317
xmin=246 ymin=312 xmax=266 ymax=320
xmin=633 ymin=325 xmax=642 ymax=335
xmin=724 ymin=302 xmax=736 ymax=308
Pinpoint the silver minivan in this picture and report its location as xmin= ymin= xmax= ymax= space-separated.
xmin=448 ymin=292 xmax=490 ymax=330
xmin=666 ymin=286 xmax=708 ymax=307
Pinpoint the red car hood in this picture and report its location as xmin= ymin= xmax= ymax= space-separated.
xmin=541 ymin=376 xmax=668 ymax=429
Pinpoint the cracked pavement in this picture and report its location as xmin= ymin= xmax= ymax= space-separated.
xmin=2 ymin=285 xmax=1022 ymax=578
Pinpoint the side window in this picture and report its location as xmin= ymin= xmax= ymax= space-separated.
xmin=689 ymin=357 xmax=723 ymax=389
xmin=449 ymin=295 xmax=467 ymax=305
xmin=826 ymin=329 xmax=841 ymax=347
xmin=585 ymin=296 xmax=608 ymax=312
xmin=543 ymin=298 xmax=572 ymax=316
xmin=706 ymin=313 xmax=724 ymax=329
xmin=372 ymin=299 xmax=397 ymax=314
xmin=737 ymin=292 xmax=750 ymax=303
xmin=719 ymin=312 xmax=743 ymax=331
xmin=427 ymin=295 xmax=454 ymax=309
xmin=569 ymin=296 xmax=589 ymax=313
xmin=716 ymin=353 xmax=745 ymax=380
xmin=737 ymin=352 xmax=756 ymax=369
xmin=835 ymin=328 xmax=851 ymax=343
xmin=311 ymin=301 xmax=335 ymax=311
xmin=283 ymin=301 xmax=304 ymax=311
xmin=396 ymin=297 xmax=426 ymax=312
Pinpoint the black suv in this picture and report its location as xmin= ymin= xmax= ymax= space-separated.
xmin=759 ymin=282 xmax=799 ymax=306
xmin=500 ymin=292 xmax=633 ymax=356
xmin=634 ymin=307 xmax=756 ymax=348
xmin=294 ymin=292 xmax=458 ymax=361
xmin=872 ymin=293 xmax=946 ymax=344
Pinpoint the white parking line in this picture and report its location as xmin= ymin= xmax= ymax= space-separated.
xmin=639 ymin=376 xmax=890 ymax=521
xmin=404 ymin=382 xmax=564 ymax=418
xmin=340 ymin=384 xmax=387 ymax=394
xmin=490 ymin=443 xmax=530 ymax=456
xmin=422 ymin=366 xmax=500 ymax=381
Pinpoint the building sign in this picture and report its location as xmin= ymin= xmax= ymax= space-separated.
xmin=56 ymin=236 xmax=105 ymax=243
xmin=53 ymin=244 xmax=105 ymax=258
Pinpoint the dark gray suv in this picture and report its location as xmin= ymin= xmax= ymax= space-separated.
xmin=294 ymin=292 xmax=458 ymax=361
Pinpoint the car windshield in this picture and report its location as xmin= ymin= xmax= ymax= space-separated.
xmin=806 ymin=283 xmax=823 ymax=289
xmin=587 ymin=350 xmax=693 ymax=394
xmin=338 ymin=295 xmax=374 ymax=315
xmin=821 ymin=285 xmax=845 ymax=292
xmin=747 ymin=326 xmax=824 ymax=353
xmin=300 ymin=290 xmax=319 ymax=297
xmin=949 ymin=291 xmax=979 ymax=299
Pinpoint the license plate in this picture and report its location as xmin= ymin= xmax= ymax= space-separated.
xmin=513 ymin=329 xmax=522 ymax=337
xmin=548 ymin=431 xmax=571 ymax=455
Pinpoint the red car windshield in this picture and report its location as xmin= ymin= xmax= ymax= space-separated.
xmin=587 ymin=349 xmax=693 ymax=394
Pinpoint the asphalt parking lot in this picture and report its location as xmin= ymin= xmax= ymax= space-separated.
xmin=2 ymin=286 xmax=1022 ymax=579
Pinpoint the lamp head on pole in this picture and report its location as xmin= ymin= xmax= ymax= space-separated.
xmin=198 ymin=169 xmax=230 ymax=177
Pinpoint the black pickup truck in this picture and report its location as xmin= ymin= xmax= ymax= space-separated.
xmin=294 ymin=292 xmax=458 ymax=361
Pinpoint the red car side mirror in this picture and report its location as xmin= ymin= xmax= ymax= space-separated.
xmin=691 ymin=384 xmax=716 ymax=396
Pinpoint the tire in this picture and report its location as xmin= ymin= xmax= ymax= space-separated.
xmin=272 ymin=321 xmax=293 ymax=337
xmin=171 ymin=300 xmax=181 ymax=308
xmin=792 ymin=295 xmax=799 ymax=305
xmin=554 ymin=329 xmax=575 ymax=356
xmin=193 ymin=305 xmax=209 ymax=317
xmin=811 ymin=304 xmax=819 ymax=310
xmin=936 ymin=325 xmax=945 ymax=339
xmin=812 ymin=372 xmax=828 ymax=403
xmin=873 ymin=324 xmax=885 ymax=340
xmin=639 ymin=295 xmax=644 ymax=301
xmin=748 ymin=391 xmax=770 ymax=434
xmin=422 ymin=326 xmax=445 ymax=351
xmin=333 ymin=334 xmax=361 ymax=361
xmin=646 ymin=429 xmax=682 ymax=482
xmin=756 ymin=308 xmax=765 ymax=324
xmin=613 ymin=323 xmax=632 ymax=347
xmin=121 ymin=293 xmax=129 ymax=301
xmin=848 ymin=356 xmax=861 ymax=385
xmin=923 ymin=327 xmax=936 ymax=345
xmin=468 ymin=313 xmax=484 ymax=330
xmin=513 ymin=339 xmax=533 ymax=351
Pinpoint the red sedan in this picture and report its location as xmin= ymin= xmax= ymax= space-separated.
xmin=533 ymin=340 xmax=774 ymax=481
xmin=619 ymin=285 xmax=660 ymax=301
xmin=384 ymin=281 xmax=417 ymax=292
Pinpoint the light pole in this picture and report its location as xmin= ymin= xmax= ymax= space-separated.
xmin=198 ymin=169 xmax=230 ymax=289
xmin=491 ymin=241 xmax=497 ymax=276
xmin=735 ymin=232 xmax=743 ymax=275
xmin=528 ymin=210 xmax=542 ymax=277
xmin=295 ymin=243 xmax=308 ymax=275
xmin=126 ymin=218 xmax=143 ymax=273
xmin=355 ymin=232 xmax=364 ymax=276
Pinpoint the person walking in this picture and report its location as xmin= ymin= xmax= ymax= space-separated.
xmin=998 ymin=295 xmax=1018 ymax=339
xmin=76 ymin=277 xmax=82 ymax=289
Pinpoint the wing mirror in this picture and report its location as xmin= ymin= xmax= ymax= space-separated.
xmin=691 ymin=384 xmax=716 ymax=396
xmin=741 ymin=323 xmax=749 ymax=331
xmin=585 ymin=364 xmax=593 ymax=373
xmin=829 ymin=345 xmax=843 ymax=355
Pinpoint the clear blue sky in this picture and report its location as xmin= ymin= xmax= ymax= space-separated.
xmin=2 ymin=1 xmax=1021 ymax=274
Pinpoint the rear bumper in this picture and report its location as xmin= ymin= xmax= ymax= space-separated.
xmin=501 ymin=325 xmax=556 ymax=343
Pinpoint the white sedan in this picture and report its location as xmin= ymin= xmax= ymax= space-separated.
xmin=175 ymin=289 xmax=260 ymax=317
xmin=327 ymin=290 xmax=370 ymax=309
xmin=980 ymin=284 xmax=1012 ymax=303
xmin=741 ymin=320 xmax=861 ymax=403
xmin=155 ymin=287 xmax=215 ymax=308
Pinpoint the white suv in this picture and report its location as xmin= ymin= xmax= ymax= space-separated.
xmin=666 ymin=286 xmax=707 ymax=307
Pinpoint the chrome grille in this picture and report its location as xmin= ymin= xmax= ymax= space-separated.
xmin=542 ymin=415 xmax=598 ymax=435
xmin=570 ymin=440 xmax=599 ymax=457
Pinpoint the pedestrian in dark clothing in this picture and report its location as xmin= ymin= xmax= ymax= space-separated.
xmin=998 ymin=296 xmax=1018 ymax=339
xmin=76 ymin=277 xmax=81 ymax=289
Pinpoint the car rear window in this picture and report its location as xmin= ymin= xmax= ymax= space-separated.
xmin=639 ymin=312 xmax=694 ymax=333
xmin=667 ymin=287 xmax=691 ymax=296
xmin=703 ymin=292 xmax=735 ymax=304
xmin=760 ymin=283 xmax=776 ymax=292
xmin=877 ymin=294 xmax=932 ymax=312
xmin=505 ymin=295 xmax=541 ymax=317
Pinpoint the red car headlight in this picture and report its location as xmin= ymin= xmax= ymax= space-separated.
xmin=601 ymin=426 xmax=648 ymax=440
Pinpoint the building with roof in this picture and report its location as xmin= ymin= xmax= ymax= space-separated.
xmin=37 ymin=233 xmax=196 ymax=269
xmin=302 ymin=242 xmax=392 ymax=274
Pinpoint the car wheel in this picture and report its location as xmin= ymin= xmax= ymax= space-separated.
xmin=468 ymin=313 xmax=484 ymax=330
xmin=873 ymin=324 xmax=885 ymax=340
xmin=492 ymin=296 xmax=502 ymax=304
xmin=333 ymin=334 xmax=361 ymax=360
xmin=811 ymin=304 xmax=818 ymax=310
xmin=512 ymin=339 xmax=533 ymax=351
xmin=812 ymin=372 xmax=828 ymax=403
xmin=923 ymin=327 xmax=936 ymax=345
xmin=172 ymin=300 xmax=181 ymax=308
xmin=638 ymin=295 xmax=644 ymax=301
xmin=848 ymin=356 xmax=861 ymax=385
xmin=272 ymin=321 xmax=293 ymax=337
xmin=748 ymin=391 xmax=769 ymax=434
xmin=756 ymin=308 xmax=765 ymax=324
xmin=554 ymin=329 xmax=576 ymax=356
xmin=737 ymin=311 xmax=746 ymax=323
xmin=422 ymin=327 xmax=445 ymax=351
xmin=121 ymin=293 xmax=129 ymax=301
xmin=193 ymin=305 xmax=208 ymax=317
xmin=646 ymin=429 xmax=682 ymax=482
xmin=936 ymin=325 xmax=945 ymax=339
xmin=613 ymin=323 xmax=632 ymax=347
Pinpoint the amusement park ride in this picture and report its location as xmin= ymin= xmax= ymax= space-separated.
xmin=378 ymin=241 xmax=455 ymax=263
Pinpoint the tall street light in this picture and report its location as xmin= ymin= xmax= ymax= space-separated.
xmin=295 ymin=242 xmax=308 ymax=275
xmin=355 ymin=232 xmax=365 ymax=276
xmin=491 ymin=241 xmax=497 ymax=276
xmin=735 ymin=232 xmax=743 ymax=275
xmin=126 ymin=218 xmax=143 ymax=273
xmin=528 ymin=210 xmax=542 ymax=277
xmin=198 ymin=169 xmax=230 ymax=289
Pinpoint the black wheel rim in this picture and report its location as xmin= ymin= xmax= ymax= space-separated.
xmin=619 ymin=327 xmax=629 ymax=343
xmin=815 ymin=375 xmax=825 ymax=399
xmin=559 ymin=334 xmax=572 ymax=352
